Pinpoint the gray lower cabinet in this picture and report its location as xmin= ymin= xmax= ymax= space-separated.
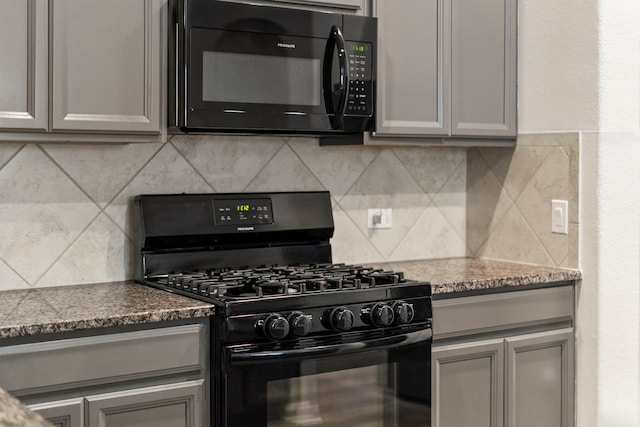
xmin=0 ymin=0 xmax=48 ymax=131
xmin=28 ymin=382 xmax=204 ymax=427
xmin=432 ymin=339 xmax=504 ymax=427
xmin=86 ymin=380 xmax=204 ymax=427
xmin=0 ymin=322 xmax=208 ymax=427
xmin=505 ymin=329 xmax=574 ymax=427
xmin=431 ymin=286 xmax=575 ymax=427
xmin=370 ymin=0 xmax=517 ymax=144
xmin=0 ymin=0 xmax=166 ymax=141
xmin=29 ymin=398 xmax=84 ymax=427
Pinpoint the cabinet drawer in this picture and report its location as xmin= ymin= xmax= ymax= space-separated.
xmin=433 ymin=286 xmax=574 ymax=340
xmin=0 ymin=324 xmax=205 ymax=396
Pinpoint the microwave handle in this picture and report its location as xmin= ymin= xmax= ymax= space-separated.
xmin=228 ymin=328 xmax=432 ymax=365
xmin=323 ymin=25 xmax=349 ymax=129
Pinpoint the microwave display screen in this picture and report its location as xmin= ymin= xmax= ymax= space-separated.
xmin=202 ymin=51 xmax=321 ymax=106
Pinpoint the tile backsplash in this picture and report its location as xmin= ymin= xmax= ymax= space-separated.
xmin=0 ymin=132 xmax=579 ymax=291
xmin=467 ymin=133 xmax=579 ymax=268
xmin=0 ymin=136 xmax=467 ymax=290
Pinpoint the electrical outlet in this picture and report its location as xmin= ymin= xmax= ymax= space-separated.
xmin=367 ymin=209 xmax=392 ymax=229
xmin=551 ymin=200 xmax=568 ymax=234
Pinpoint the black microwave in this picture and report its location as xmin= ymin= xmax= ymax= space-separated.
xmin=169 ymin=0 xmax=377 ymax=137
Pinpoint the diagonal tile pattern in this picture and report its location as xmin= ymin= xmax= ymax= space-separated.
xmin=244 ymin=143 xmax=325 ymax=192
xmin=104 ymin=143 xmax=213 ymax=239
xmin=288 ymin=138 xmax=379 ymax=200
xmin=470 ymin=133 xmax=579 ymax=268
xmin=0 ymin=145 xmax=100 ymax=285
xmin=340 ymin=150 xmax=433 ymax=259
xmin=172 ymin=134 xmax=284 ymax=193
xmin=42 ymin=142 xmax=163 ymax=208
xmin=0 ymin=136 xmax=468 ymax=291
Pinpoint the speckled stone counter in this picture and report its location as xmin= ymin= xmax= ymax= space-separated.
xmin=368 ymin=258 xmax=581 ymax=296
xmin=0 ymin=281 xmax=214 ymax=340
xmin=0 ymin=281 xmax=213 ymax=425
xmin=0 ymin=388 xmax=53 ymax=427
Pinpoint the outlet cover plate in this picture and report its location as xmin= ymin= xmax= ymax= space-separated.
xmin=367 ymin=208 xmax=392 ymax=229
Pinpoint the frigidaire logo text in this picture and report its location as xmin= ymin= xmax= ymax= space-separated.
xmin=277 ymin=42 xmax=296 ymax=49
xmin=237 ymin=226 xmax=255 ymax=231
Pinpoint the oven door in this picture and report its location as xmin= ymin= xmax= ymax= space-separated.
xmin=220 ymin=328 xmax=431 ymax=427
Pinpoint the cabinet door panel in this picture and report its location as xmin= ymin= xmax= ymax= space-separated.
xmin=451 ymin=0 xmax=516 ymax=137
xmin=86 ymin=380 xmax=205 ymax=427
xmin=505 ymin=329 xmax=574 ymax=427
xmin=29 ymin=398 xmax=85 ymax=427
xmin=0 ymin=0 xmax=47 ymax=130
xmin=432 ymin=339 xmax=504 ymax=427
xmin=373 ymin=0 xmax=449 ymax=136
xmin=51 ymin=0 xmax=162 ymax=133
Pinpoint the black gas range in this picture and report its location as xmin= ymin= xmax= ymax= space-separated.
xmin=134 ymin=191 xmax=432 ymax=427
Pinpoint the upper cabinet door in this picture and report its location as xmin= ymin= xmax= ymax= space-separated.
xmin=373 ymin=0 xmax=450 ymax=136
xmin=450 ymin=0 xmax=517 ymax=137
xmin=51 ymin=0 xmax=163 ymax=133
xmin=0 ymin=0 xmax=48 ymax=131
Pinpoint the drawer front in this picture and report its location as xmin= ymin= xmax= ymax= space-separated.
xmin=433 ymin=286 xmax=574 ymax=340
xmin=0 ymin=324 xmax=205 ymax=396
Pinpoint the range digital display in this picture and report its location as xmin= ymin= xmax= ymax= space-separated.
xmin=214 ymin=199 xmax=273 ymax=226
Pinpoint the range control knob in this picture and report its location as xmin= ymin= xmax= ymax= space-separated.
xmin=329 ymin=307 xmax=355 ymax=332
xmin=392 ymin=300 xmax=415 ymax=324
xmin=287 ymin=311 xmax=313 ymax=337
xmin=259 ymin=313 xmax=290 ymax=340
xmin=370 ymin=303 xmax=395 ymax=327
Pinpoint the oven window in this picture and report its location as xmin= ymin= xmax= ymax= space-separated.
xmin=202 ymin=51 xmax=321 ymax=106
xmin=267 ymin=364 xmax=390 ymax=426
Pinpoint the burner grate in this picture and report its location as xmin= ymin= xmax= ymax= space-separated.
xmin=148 ymin=263 xmax=409 ymax=300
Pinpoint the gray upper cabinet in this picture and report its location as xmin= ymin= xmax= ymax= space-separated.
xmin=0 ymin=0 xmax=165 ymax=141
xmin=51 ymin=0 xmax=163 ymax=133
xmin=371 ymin=0 xmax=517 ymax=142
xmin=373 ymin=0 xmax=449 ymax=136
xmin=450 ymin=0 xmax=517 ymax=137
xmin=0 ymin=0 xmax=48 ymax=131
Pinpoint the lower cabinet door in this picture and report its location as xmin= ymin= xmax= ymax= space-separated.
xmin=505 ymin=329 xmax=575 ymax=427
xmin=85 ymin=380 xmax=205 ymax=427
xmin=432 ymin=339 xmax=504 ymax=427
xmin=29 ymin=398 xmax=85 ymax=427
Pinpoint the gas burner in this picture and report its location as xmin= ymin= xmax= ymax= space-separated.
xmin=149 ymin=263 xmax=412 ymax=301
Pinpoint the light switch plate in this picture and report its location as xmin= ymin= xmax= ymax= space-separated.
xmin=367 ymin=208 xmax=392 ymax=229
xmin=551 ymin=200 xmax=568 ymax=234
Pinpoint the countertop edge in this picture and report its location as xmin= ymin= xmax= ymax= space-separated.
xmin=0 ymin=306 xmax=215 ymax=340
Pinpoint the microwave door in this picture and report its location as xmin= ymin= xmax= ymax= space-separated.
xmin=323 ymin=25 xmax=349 ymax=130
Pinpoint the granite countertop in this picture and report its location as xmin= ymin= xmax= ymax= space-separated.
xmin=368 ymin=258 xmax=581 ymax=296
xmin=0 ymin=281 xmax=214 ymax=340
xmin=0 ymin=259 xmax=579 ymax=424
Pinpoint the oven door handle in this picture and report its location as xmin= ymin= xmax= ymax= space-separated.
xmin=228 ymin=328 xmax=432 ymax=364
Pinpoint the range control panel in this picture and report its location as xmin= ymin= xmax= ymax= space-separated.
xmin=346 ymin=41 xmax=373 ymax=115
xmin=214 ymin=198 xmax=273 ymax=225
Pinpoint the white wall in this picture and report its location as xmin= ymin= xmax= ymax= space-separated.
xmin=519 ymin=0 xmax=640 ymax=425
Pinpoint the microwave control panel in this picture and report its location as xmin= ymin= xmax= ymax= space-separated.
xmin=346 ymin=42 xmax=373 ymax=116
